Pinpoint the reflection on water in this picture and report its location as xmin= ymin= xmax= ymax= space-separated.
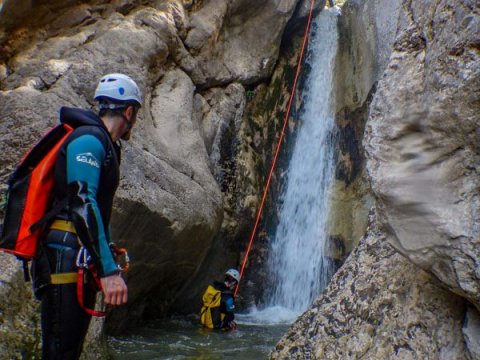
xmin=109 ymin=316 xmax=289 ymax=360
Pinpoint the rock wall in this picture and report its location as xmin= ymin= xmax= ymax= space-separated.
xmin=271 ymin=0 xmax=480 ymax=358
xmin=1 ymin=0 xmax=477 ymax=358
xmin=271 ymin=209 xmax=469 ymax=359
xmin=365 ymin=0 xmax=480 ymax=311
xmin=0 ymin=253 xmax=41 ymax=358
xmin=328 ymin=0 xmax=401 ymax=261
xmin=0 ymin=0 xmax=307 ymax=356
xmin=170 ymin=0 xmax=329 ymax=313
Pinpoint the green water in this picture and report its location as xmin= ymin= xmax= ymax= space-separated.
xmin=109 ymin=317 xmax=289 ymax=360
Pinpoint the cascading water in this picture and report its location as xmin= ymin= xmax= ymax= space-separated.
xmin=241 ymin=7 xmax=340 ymax=324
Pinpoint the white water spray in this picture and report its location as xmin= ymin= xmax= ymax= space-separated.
xmin=245 ymin=8 xmax=340 ymax=324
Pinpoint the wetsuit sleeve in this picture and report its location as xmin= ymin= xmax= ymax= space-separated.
xmin=225 ymin=297 xmax=235 ymax=313
xmin=223 ymin=296 xmax=235 ymax=324
xmin=66 ymin=134 xmax=118 ymax=277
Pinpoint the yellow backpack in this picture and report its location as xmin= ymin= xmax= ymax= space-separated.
xmin=200 ymin=285 xmax=224 ymax=329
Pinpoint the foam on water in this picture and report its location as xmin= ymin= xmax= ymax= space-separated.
xmin=236 ymin=306 xmax=301 ymax=326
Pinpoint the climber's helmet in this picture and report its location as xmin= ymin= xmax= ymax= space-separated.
xmin=94 ymin=73 xmax=142 ymax=140
xmin=94 ymin=73 xmax=142 ymax=107
xmin=225 ymin=269 xmax=240 ymax=287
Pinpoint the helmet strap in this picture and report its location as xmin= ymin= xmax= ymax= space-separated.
xmin=99 ymin=102 xmax=127 ymax=111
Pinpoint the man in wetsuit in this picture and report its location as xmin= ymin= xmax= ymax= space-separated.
xmin=32 ymin=73 xmax=142 ymax=359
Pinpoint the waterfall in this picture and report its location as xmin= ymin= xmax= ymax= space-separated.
xmin=244 ymin=8 xmax=340 ymax=324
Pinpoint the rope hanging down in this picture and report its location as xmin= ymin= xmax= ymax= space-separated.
xmin=235 ymin=0 xmax=317 ymax=297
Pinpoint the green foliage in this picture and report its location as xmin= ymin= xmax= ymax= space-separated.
xmin=246 ymin=89 xmax=255 ymax=100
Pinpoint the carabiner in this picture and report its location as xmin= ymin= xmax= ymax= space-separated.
xmin=75 ymin=246 xmax=91 ymax=269
xmin=109 ymin=243 xmax=130 ymax=272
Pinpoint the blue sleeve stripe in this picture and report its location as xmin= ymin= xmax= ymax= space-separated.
xmin=225 ymin=298 xmax=235 ymax=312
xmin=66 ymin=135 xmax=117 ymax=275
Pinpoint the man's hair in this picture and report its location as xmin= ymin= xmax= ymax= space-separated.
xmin=98 ymin=101 xmax=139 ymax=118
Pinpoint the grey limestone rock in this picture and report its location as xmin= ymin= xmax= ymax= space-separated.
xmin=364 ymin=0 xmax=480 ymax=310
xmin=270 ymin=209 xmax=469 ymax=359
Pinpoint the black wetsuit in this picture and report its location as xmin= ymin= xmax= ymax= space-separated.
xmin=32 ymin=107 xmax=120 ymax=360
xmin=212 ymin=281 xmax=235 ymax=329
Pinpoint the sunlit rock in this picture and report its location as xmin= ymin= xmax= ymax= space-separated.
xmin=271 ymin=210 xmax=469 ymax=359
xmin=0 ymin=0 xmax=302 ymax=356
xmin=364 ymin=0 xmax=480 ymax=310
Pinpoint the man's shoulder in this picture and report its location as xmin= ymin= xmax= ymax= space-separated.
xmin=71 ymin=124 xmax=108 ymax=137
xmin=68 ymin=125 xmax=111 ymax=148
xmin=212 ymin=282 xmax=233 ymax=296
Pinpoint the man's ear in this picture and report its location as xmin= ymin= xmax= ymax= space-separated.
xmin=123 ymin=105 xmax=134 ymax=119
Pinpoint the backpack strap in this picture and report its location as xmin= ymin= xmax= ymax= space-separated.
xmin=201 ymin=291 xmax=220 ymax=313
xmin=30 ymin=197 xmax=68 ymax=233
xmin=22 ymin=260 xmax=30 ymax=282
xmin=29 ymin=124 xmax=116 ymax=234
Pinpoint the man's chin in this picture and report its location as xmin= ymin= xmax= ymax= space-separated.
xmin=121 ymin=130 xmax=131 ymax=141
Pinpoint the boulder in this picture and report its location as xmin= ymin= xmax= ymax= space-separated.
xmin=186 ymin=0 xmax=300 ymax=87
xmin=0 ymin=1 xmax=222 ymax=335
xmin=0 ymin=0 xmax=303 ymax=349
xmin=364 ymin=0 xmax=480 ymax=309
xmin=270 ymin=210 xmax=469 ymax=359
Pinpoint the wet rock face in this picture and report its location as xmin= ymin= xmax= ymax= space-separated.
xmin=270 ymin=210 xmax=469 ymax=359
xmin=364 ymin=0 xmax=480 ymax=310
xmin=328 ymin=0 xmax=401 ymax=261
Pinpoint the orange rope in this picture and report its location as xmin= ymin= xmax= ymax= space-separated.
xmin=235 ymin=0 xmax=317 ymax=297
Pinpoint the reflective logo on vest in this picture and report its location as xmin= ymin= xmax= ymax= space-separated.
xmin=76 ymin=152 xmax=100 ymax=168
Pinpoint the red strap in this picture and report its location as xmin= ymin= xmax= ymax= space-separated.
xmin=77 ymin=267 xmax=106 ymax=317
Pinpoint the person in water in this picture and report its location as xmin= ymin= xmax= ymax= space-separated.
xmin=200 ymin=269 xmax=240 ymax=331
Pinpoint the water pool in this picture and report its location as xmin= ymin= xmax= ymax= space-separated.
xmin=109 ymin=315 xmax=290 ymax=360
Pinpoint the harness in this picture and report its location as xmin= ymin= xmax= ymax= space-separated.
xmin=48 ymin=220 xmax=129 ymax=317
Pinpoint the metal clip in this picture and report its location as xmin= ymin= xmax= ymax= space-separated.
xmin=109 ymin=243 xmax=130 ymax=272
xmin=75 ymin=246 xmax=91 ymax=269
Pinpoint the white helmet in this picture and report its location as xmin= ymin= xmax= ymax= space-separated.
xmin=94 ymin=73 xmax=142 ymax=107
xmin=225 ymin=269 xmax=240 ymax=283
